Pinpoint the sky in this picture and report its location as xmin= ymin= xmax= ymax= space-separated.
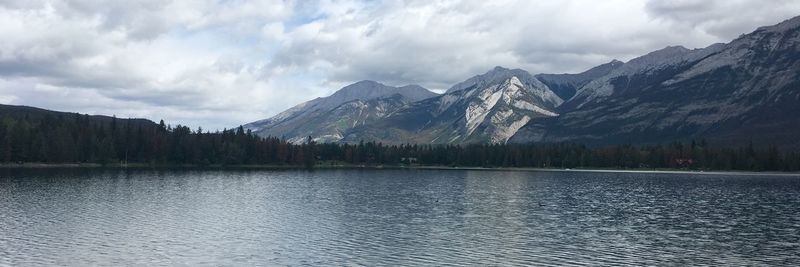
xmin=1 ymin=0 xmax=799 ymax=130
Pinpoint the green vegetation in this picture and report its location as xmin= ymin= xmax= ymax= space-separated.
xmin=1 ymin=105 xmax=799 ymax=171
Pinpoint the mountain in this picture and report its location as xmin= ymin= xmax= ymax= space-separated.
xmin=510 ymin=16 xmax=800 ymax=148
xmin=244 ymin=80 xmax=437 ymax=143
xmin=0 ymin=104 xmax=333 ymax=166
xmin=341 ymin=67 xmax=562 ymax=144
xmin=0 ymin=104 xmax=156 ymax=128
xmin=535 ymin=59 xmax=623 ymax=100
xmin=247 ymin=16 xmax=800 ymax=147
xmin=0 ymin=104 xmax=164 ymax=163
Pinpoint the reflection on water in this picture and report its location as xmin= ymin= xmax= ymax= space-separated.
xmin=1 ymin=169 xmax=799 ymax=266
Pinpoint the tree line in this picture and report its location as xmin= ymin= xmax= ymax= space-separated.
xmin=1 ymin=111 xmax=799 ymax=171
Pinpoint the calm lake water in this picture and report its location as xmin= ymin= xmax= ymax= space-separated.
xmin=1 ymin=168 xmax=799 ymax=266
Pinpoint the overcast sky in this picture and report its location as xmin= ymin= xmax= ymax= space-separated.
xmin=1 ymin=0 xmax=799 ymax=129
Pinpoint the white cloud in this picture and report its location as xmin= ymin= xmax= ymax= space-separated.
xmin=0 ymin=0 xmax=798 ymax=129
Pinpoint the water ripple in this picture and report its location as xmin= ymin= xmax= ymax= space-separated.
xmin=1 ymin=169 xmax=799 ymax=266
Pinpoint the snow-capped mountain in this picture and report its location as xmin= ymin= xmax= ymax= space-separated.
xmin=511 ymin=16 xmax=800 ymax=147
xmin=244 ymin=80 xmax=437 ymax=143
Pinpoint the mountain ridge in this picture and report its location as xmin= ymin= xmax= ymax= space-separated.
xmin=245 ymin=16 xmax=800 ymax=147
xmin=244 ymin=80 xmax=438 ymax=143
xmin=510 ymin=15 xmax=800 ymax=148
xmin=341 ymin=74 xmax=562 ymax=144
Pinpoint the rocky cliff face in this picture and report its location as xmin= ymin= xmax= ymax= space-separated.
xmin=341 ymin=68 xmax=562 ymax=144
xmin=510 ymin=16 xmax=800 ymax=148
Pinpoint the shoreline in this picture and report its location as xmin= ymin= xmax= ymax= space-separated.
xmin=2 ymin=162 xmax=799 ymax=177
xmin=408 ymin=166 xmax=800 ymax=177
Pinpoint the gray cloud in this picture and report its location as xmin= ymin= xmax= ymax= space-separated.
xmin=268 ymin=0 xmax=800 ymax=90
xmin=644 ymin=0 xmax=800 ymax=39
xmin=0 ymin=0 xmax=799 ymax=129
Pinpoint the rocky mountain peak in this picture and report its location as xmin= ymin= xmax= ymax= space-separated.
xmin=446 ymin=66 xmax=531 ymax=93
xmin=327 ymin=80 xmax=436 ymax=106
xmin=626 ymin=46 xmax=690 ymax=65
xmin=492 ymin=66 xmax=510 ymax=72
xmin=333 ymin=80 xmax=388 ymax=96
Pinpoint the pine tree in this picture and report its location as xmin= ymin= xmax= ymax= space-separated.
xmin=304 ymin=136 xmax=316 ymax=168
xmin=97 ymin=137 xmax=117 ymax=165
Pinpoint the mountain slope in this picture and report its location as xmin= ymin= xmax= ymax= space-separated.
xmin=342 ymin=67 xmax=562 ymax=144
xmin=445 ymin=66 xmax=564 ymax=107
xmin=245 ymin=16 xmax=800 ymax=147
xmin=535 ymin=59 xmax=623 ymax=100
xmin=244 ymin=80 xmax=437 ymax=143
xmin=0 ymin=104 xmax=156 ymax=127
xmin=510 ymin=16 xmax=800 ymax=148
xmin=0 ymin=104 xmax=163 ymax=163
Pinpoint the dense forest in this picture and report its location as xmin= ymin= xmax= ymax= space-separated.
xmin=1 ymin=104 xmax=799 ymax=171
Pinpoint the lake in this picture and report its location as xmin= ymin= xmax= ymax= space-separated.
xmin=1 ymin=168 xmax=799 ymax=266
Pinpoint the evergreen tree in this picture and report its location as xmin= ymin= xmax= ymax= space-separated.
xmin=304 ymin=136 xmax=316 ymax=168
xmin=97 ymin=137 xmax=117 ymax=165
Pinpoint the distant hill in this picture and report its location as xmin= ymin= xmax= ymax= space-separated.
xmin=0 ymin=104 xmax=157 ymax=127
xmin=0 ymin=104 xmax=303 ymax=165
xmin=0 ymin=104 xmax=158 ymax=163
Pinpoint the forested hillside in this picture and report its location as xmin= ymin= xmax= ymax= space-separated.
xmin=1 ymin=104 xmax=799 ymax=171
xmin=0 ymin=104 xmax=313 ymax=166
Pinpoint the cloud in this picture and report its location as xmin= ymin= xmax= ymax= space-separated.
xmin=267 ymin=0 xmax=800 ymax=89
xmin=0 ymin=0 xmax=798 ymax=129
xmin=644 ymin=0 xmax=800 ymax=39
xmin=0 ymin=0 xmax=300 ymax=129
